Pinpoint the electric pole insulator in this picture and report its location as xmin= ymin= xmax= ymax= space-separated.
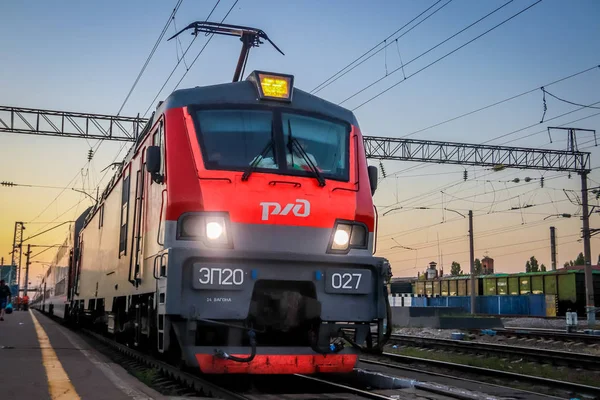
xmin=379 ymin=161 xmax=386 ymax=178
xmin=540 ymin=176 xmax=544 ymax=188
xmin=463 ymin=170 xmax=468 ymax=181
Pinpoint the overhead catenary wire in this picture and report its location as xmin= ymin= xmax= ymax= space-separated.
xmin=541 ymin=87 xmax=600 ymax=111
xmin=375 ymin=103 xmax=600 ymax=185
xmin=378 ymin=214 xmax=577 ymax=256
xmin=339 ymin=0 xmax=516 ymax=106
xmin=498 ymin=109 xmax=600 ymax=146
xmin=389 ymin=223 xmax=580 ymax=265
xmin=90 ymin=0 xmax=237 ymax=226
xmin=393 ymin=238 xmax=580 ymax=273
xmin=25 ymin=172 xmax=81 ymax=224
xmin=377 ymin=172 xmax=571 ymax=240
xmin=91 ymin=1 xmax=188 ymax=174
xmin=380 ymin=197 xmax=576 ymax=247
xmin=24 ymin=5 xmax=189 ymax=233
xmin=384 ymin=230 xmax=581 ymax=260
xmin=310 ymin=0 xmax=453 ymax=94
xmin=346 ymin=0 xmax=543 ymax=111
xmin=171 ymin=0 xmax=239 ymax=92
xmin=399 ymin=64 xmax=600 ymax=139
xmin=142 ymin=0 xmax=223 ymax=118
xmin=117 ymin=0 xmax=185 ymax=116
xmin=483 ymin=100 xmax=600 ymax=144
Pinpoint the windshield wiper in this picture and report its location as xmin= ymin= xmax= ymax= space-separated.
xmin=241 ymin=138 xmax=275 ymax=181
xmin=287 ymin=120 xmax=326 ymax=187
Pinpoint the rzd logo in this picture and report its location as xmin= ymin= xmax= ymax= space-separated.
xmin=260 ymin=199 xmax=310 ymax=221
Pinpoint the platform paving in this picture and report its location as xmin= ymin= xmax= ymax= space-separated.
xmin=0 ymin=309 xmax=178 ymax=400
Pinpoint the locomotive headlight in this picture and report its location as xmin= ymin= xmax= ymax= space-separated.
xmin=206 ymin=221 xmax=224 ymax=240
xmin=333 ymin=226 xmax=351 ymax=248
xmin=181 ymin=216 xmax=205 ymax=237
xmin=328 ymin=220 xmax=368 ymax=253
xmin=177 ymin=213 xmax=232 ymax=247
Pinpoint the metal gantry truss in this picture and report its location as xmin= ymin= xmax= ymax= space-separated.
xmin=1 ymin=105 xmax=592 ymax=173
xmin=0 ymin=106 xmax=146 ymax=142
xmin=363 ymin=136 xmax=590 ymax=173
xmin=1 ymin=105 xmax=596 ymax=322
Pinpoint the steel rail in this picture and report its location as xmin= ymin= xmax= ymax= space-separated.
xmin=83 ymin=329 xmax=251 ymax=400
xmin=359 ymin=357 xmax=564 ymax=400
xmin=389 ymin=334 xmax=600 ymax=369
xmin=86 ymin=327 xmax=397 ymax=399
xmin=489 ymin=327 xmax=600 ymax=343
xmin=373 ymin=351 xmax=600 ymax=398
xmin=294 ymin=374 xmax=397 ymax=400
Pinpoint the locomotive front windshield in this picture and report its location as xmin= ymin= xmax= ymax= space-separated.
xmin=195 ymin=108 xmax=350 ymax=182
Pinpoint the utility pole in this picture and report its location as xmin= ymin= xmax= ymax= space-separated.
xmin=550 ymin=226 xmax=557 ymax=271
xmin=548 ymin=126 xmax=596 ymax=326
xmin=580 ymin=172 xmax=596 ymax=326
xmin=24 ymin=244 xmax=31 ymax=297
xmin=469 ymin=210 xmax=476 ymax=314
xmin=11 ymin=222 xmax=25 ymax=291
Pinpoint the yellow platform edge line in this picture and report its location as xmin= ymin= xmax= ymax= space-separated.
xmin=29 ymin=310 xmax=81 ymax=400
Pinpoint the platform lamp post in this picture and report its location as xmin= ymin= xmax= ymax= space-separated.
xmin=468 ymin=211 xmax=476 ymax=314
xmin=544 ymin=214 xmax=572 ymax=272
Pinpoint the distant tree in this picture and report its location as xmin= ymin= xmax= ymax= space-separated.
xmin=540 ymin=264 xmax=547 ymax=272
xmin=564 ymin=260 xmax=574 ymax=268
xmin=526 ymin=256 xmax=539 ymax=272
xmin=530 ymin=256 xmax=539 ymax=272
xmin=575 ymin=252 xmax=585 ymax=266
xmin=474 ymin=258 xmax=482 ymax=275
xmin=450 ymin=261 xmax=462 ymax=276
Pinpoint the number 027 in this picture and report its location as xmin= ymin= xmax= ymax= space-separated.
xmin=331 ymin=272 xmax=362 ymax=289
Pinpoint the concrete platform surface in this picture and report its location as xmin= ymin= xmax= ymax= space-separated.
xmin=0 ymin=310 xmax=181 ymax=400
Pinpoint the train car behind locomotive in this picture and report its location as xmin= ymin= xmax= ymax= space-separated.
xmin=33 ymin=207 xmax=90 ymax=318
xmin=39 ymin=22 xmax=392 ymax=375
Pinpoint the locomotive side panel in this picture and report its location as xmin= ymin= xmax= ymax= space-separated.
xmin=75 ymin=131 xmax=162 ymax=313
xmin=76 ymin=174 xmax=125 ymax=311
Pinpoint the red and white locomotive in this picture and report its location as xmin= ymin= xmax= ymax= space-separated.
xmin=34 ymin=22 xmax=391 ymax=374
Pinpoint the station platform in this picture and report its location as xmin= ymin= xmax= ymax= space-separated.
xmin=0 ymin=309 xmax=171 ymax=400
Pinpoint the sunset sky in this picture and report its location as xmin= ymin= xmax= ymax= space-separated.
xmin=1 ymin=0 xmax=599 ymax=287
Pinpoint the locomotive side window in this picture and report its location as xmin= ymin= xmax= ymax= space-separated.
xmin=152 ymin=120 xmax=166 ymax=182
xmin=119 ymin=168 xmax=130 ymax=256
xmin=98 ymin=204 xmax=104 ymax=229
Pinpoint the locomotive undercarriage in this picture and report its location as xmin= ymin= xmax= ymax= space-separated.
xmin=66 ymin=250 xmax=391 ymax=373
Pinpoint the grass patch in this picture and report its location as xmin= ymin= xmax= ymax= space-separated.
xmin=390 ymin=346 xmax=599 ymax=388
xmin=131 ymin=368 xmax=159 ymax=386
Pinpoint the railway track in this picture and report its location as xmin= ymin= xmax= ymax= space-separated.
xmin=388 ymin=333 xmax=600 ymax=369
xmin=85 ymin=327 xmax=407 ymax=399
xmin=35 ymin=311 xmax=582 ymax=399
xmin=40 ymin=311 xmax=595 ymax=399
xmin=35 ymin=310 xmax=515 ymax=400
xmin=488 ymin=327 xmax=600 ymax=344
xmin=361 ymin=351 xmax=600 ymax=399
